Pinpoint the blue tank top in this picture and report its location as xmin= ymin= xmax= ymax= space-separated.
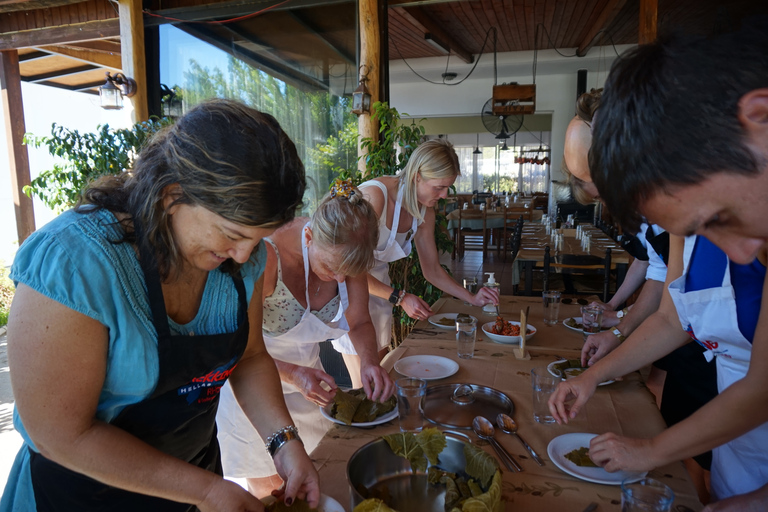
xmin=686 ymin=236 xmax=765 ymax=342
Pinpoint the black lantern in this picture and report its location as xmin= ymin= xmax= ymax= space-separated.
xmin=351 ymin=66 xmax=371 ymax=116
xmin=99 ymin=72 xmax=137 ymax=110
xmin=160 ymin=84 xmax=183 ymax=118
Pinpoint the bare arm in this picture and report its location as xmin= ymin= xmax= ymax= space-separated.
xmin=8 ymin=283 xmax=263 ymax=511
xmin=343 ymin=273 xmax=395 ymax=402
xmin=607 ymin=258 xmax=651 ymax=309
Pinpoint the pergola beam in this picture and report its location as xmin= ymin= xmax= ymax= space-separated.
xmin=0 ymin=19 xmax=120 ymax=51
xmin=0 ymin=50 xmax=35 ymax=244
xmin=119 ymin=0 xmax=148 ymax=122
xmin=37 ymin=44 xmax=122 ymax=69
xmin=639 ymin=0 xmax=657 ymax=44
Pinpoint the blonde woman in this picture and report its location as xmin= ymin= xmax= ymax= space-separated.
xmin=216 ymin=181 xmax=394 ymax=499
xmin=333 ymin=139 xmax=500 ymax=386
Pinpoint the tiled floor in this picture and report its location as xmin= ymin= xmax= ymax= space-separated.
xmin=438 ymin=249 xmax=517 ymax=295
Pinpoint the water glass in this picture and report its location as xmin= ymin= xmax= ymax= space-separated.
xmin=463 ymin=277 xmax=478 ymax=306
xmin=396 ymin=378 xmax=427 ymax=432
xmin=456 ymin=317 xmax=477 ymax=359
xmin=581 ymin=305 xmax=603 ymax=341
xmin=531 ymin=367 xmax=559 ymax=424
xmin=542 ymin=291 xmax=562 ymax=326
xmin=621 ymin=478 xmax=674 ymax=512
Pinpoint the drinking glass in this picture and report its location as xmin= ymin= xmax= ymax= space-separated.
xmin=463 ymin=277 xmax=478 ymax=306
xmin=581 ymin=305 xmax=603 ymax=341
xmin=396 ymin=378 xmax=427 ymax=432
xmin=455 ymin=316 xmax=477 ymax=359
xmin=621 ymin=478 xmax=674 ymax=512
xmin=531 ymin=367 xmax=559 ymax=424
xmin=542 ymin=291 xmax=562 ymax=326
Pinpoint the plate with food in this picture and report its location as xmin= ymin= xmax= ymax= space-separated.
xmin=481 ymin=318 xmax=536 ymax=345
xmin=428 ymin=312 xmax=478 ymax=329
xmin=320 ymin=388 xmax=398 ymax=427
xmin=547 ymin=433 xmax=647 ymax=485
xmin=394 ymin=355 xmax=460 ymax=381
xmin=261 ymin=493 xmax=344 ymax=512
xmin=547 ymin=359 xmax=615 ymax=386
xmin=562 ymin=317 xmax=610 ymax=332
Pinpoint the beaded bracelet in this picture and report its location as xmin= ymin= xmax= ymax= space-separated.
xmin=395 ymin=289 xmax=407 ymax=307
xmin=265 ymin=425 xmax=302 ymax=458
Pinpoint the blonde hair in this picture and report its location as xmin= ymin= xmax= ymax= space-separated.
xmin=398 ymin=138 xmax=460 ymax=223
xmin=562 ymin=161 xmax=598 ymax=205
xmin=310 ymin=184 xmax=379 ymax=277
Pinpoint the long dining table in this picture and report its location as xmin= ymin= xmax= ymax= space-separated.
xmin=310 ymin=295 xmax=703 ymax=511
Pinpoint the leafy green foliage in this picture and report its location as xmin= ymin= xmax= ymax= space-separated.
xmin=357 ymin=102 xmax=454 ymax=347
xmin=0 ymin=264 xmax=13 ymax=328
xmin=463 ymin=443 xmax=499 ymax=488
xmin=23 ymin=118 xmax=172 ymax=212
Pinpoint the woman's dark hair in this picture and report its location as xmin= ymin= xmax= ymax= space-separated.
xmin=79 ymin=98 xmax=306 ymax=278
xmin=589 ymin=17 xmax=768 ymax=232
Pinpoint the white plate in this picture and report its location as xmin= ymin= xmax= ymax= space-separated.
xmin=481 ymin=321 xmax=536 ymax=345
xmin=562 ymin=317 xmax=610 ymax=333
xmin=548 ymin=433 xmax=647 ymax=485
xmin=394 ymin=355 xmax=460 ymax=380
xmin=319 ymin=400 xmax=399 ymax=428
xmin=428 ymin=312 xmax=478 ymax=330
xmin=547 ymin=359 xmax=615 ymax=387
xmin=261 ymin=493 xmax=345 ymax=512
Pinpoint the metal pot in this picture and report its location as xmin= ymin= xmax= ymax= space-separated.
xmin=347 ymin=433 xmax=471 ymax=512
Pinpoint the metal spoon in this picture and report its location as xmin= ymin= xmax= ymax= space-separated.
xmin=471 ymin=416 xmax=523 ymax=472
xmin=496 ymin=413 xmax=545 ymax=466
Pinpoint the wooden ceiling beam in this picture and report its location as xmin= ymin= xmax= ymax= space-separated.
xmin=143 ymin=0 xmax=350 ymax=26
xmin=18 ymin=50 xmax=51 ymax=62
xmin=37 ymin=44 xmax=121 ymax=69
xmin=25 ymin=64 xmax=97 ymax=82
xmin=639 ymin=0 xmax=658 ymax=44
xmin=288 ymin=11 xmax=355 ymax=65
xmin=398 ymin=6 xmax=473 ymax=64
xmin=576 ymin=0 xmax=629 ymax=57
xmin=0 ymin=19 xmax=120 ymax=51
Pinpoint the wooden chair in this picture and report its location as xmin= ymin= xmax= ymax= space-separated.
xmin=542 ymin=246 xmax=613 ymax=302
xmin=454 ymin=208 xmax=488 ymax=260
xmin=497 ymin=210 xmax=524 ymax=260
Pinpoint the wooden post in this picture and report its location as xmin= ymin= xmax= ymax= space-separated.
xmin=119 ymin=0 xmax=148 ymax=123
xmin=358 ymin=0 xmax=380 ymax=176
xmin=638 ymin=0 xmax=658 ymax=45
xmin=0 ymin=50 xmax=35 ymax=244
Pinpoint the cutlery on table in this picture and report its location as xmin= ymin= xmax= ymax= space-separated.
xmin=496 ymin=413 xmax=545 ymax=466
xmin=472 ymin=416 xmax=523 ymax=472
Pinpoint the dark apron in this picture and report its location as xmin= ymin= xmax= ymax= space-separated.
xmin=29 ymin=240 xmax=250 ymax=511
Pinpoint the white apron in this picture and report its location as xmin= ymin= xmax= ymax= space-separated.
xmin=332 ymin=180 xmax=421 ymax=353
xmin=668 ymin=236 xmax=768 ymax=499
xmin=217 ymin=225 xmax=350 ymax=478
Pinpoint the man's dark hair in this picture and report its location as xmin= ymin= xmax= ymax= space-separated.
xmin=589 ymin=17 xmax=768 ymax=232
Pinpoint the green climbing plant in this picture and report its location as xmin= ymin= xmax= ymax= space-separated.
xmin=23 ymin=118 xmax=173 ymax=212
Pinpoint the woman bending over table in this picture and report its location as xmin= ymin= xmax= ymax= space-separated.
xmin=332 ymin=139 xmax=499 ymax=386
xmin=217 ymin=181 xmax=394 ymax=498
xmin=1 ymin=99 xmax=319 ymax=511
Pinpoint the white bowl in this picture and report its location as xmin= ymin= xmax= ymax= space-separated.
xmin=481 ymin=321 xmax=536 ymax=345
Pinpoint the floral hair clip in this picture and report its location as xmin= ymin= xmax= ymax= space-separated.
xmin=330 ymin=178 xmax=356 ymax=199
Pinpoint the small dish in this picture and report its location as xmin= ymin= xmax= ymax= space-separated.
xmin=319 ymin=401 xmax=398 ymax=428
xmin=547 ymin=359 xmax=615 ymax=386
xmin=428 ymin=312 xmax=478 ymax=329
xmin=394 ymin=355 xmax=460 ymax=380
xmin=481 ymin=321 xmax=536 ymax=345
xmin=548 ymin=433 xmax=647 ymax=485
xmin=261 ymin=493 xmax=345 ymax=512
xmin=562 ymin=317 xmax=610 ymax=332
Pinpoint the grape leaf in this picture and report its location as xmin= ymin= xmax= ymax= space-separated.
xmin=415 ymin=427 xmax=447 ymax=465
xmin=352 ymin=498 xmax=399 ymax=512
xmin=382 ymin=432 xmax=428 ymax=472
xmin=332 ymin=389 xmax=362 ymax=425
xmin=464 ymin=443 xmax=499 ymax=488
xmin=460 ymin=471 xmax=503 ymax=512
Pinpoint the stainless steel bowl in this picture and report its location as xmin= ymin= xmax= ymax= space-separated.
xmin=347 ymin=434 xmax=470 ymax=512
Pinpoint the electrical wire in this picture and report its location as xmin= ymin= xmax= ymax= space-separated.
xmin=390 ymin=26 xmax=496 ymax=86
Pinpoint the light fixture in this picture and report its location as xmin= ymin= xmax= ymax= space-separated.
xmin=160 ymin=83 xmax=183 ymax=118
xmin=424 ymin=33 xmax=450 ymax=54
xmin=351 ymin=65 xmax=372 ymax=116
xmin=500 ymin=140 xmax=509 ymax=151
xmin=99 ymin=72 xmax=137 ymax=110
xmin=473 ymin=134 xmax=482 ymax=154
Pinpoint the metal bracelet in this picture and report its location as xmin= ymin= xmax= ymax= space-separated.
xmin=395 ymin=289 xmax=406 ymax=307
xmin=265 ymin=425 xmax=302 ymax=458
xmin=612 ymin=328 xmax=627 ymax=342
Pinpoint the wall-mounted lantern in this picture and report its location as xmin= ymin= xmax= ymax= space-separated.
xmin=351 ymin=66 xmax=372 ymax=116
xmin=99 ymin=72 xmax=137 ymax=110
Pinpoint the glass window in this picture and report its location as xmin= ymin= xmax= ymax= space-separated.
xmin=159 ymin=12 xmax=358 ymax=212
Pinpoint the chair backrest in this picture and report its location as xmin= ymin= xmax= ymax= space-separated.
xmin=543 ymin=246 xmax=612 ymax=302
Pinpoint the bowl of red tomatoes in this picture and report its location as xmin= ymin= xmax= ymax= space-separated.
xmin=481 ymin=316 xmax=537 ymax=345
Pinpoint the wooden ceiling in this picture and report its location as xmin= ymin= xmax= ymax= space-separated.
xmin=0 ymin=0 xmax=765 ymax=95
